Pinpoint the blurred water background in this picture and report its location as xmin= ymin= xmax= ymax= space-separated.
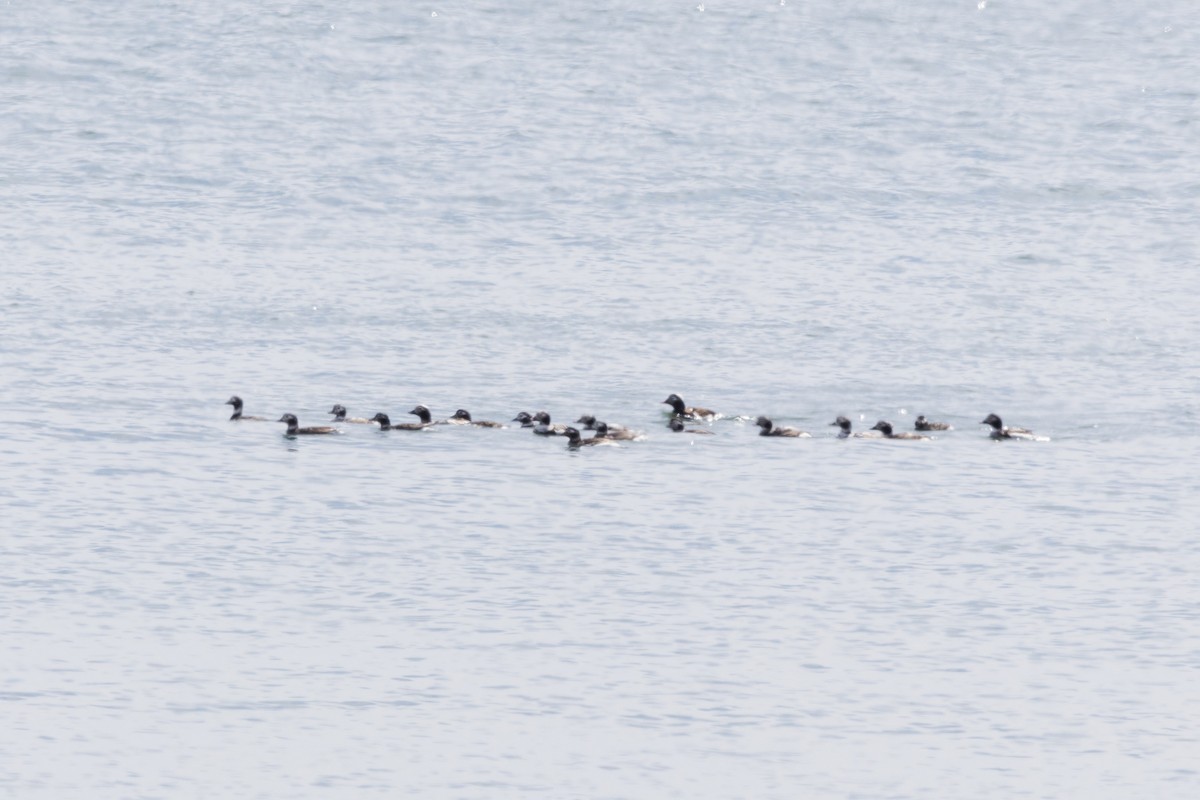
xmin=2 ymin=1 xmax=1198 ymax=797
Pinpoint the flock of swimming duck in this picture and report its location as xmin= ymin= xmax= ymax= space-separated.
xmin=227 ymin=393 xmax=1048 ymax=446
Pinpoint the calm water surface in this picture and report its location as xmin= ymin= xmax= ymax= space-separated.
xmin=2 ymin=1 xmax=1198 ymax=797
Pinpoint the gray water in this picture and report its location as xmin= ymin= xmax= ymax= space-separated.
xmin=3 ymin=1 xmax=1199 ymax=797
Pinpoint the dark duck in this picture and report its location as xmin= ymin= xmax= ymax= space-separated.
xmin=277 ymin=413 xmax=337 ymax=435
xmin=448 ymin=409 xmax=504 ymax=428
xmin=329 ymin=404 xmax=372 ymax=424
xmin=830 ymin=416 xmax=879 ymax=439
xmin=755 ymin=416 xmax=811 ymax=438
xmin=532 ymin=411 xmax=569 ymax=436
xmin=595 ymin=421 xmax=640 ymax=441
xmin=576 ymin=414 xmax=629 ymax=433
xmin=226 ymin=395 xmax=266 ymax=421
xmin=662 ymin=393 xmax=716 ymax=421
xmin=914 ymin=415 xmax=952 ymax=431
xmin=563 ymin=427 xmax=617 ymax=448
xmin=408 ymin=405 xmax=445 ymax=425
xmin=370 ymin=412 xmax=431 ymax=431
xmin=668 ymin=419 xmax=713 ymax=435
xmin=981 ymin=413 xmax=1044 ymax=441
xmin=871 ymin=421 xmax=930 ymax=440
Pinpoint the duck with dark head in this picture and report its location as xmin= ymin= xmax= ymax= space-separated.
xmin=830 ymin=416 xmax=880 ymax=439
xmin=871 ymin=421 xmax=930 ymax=440
xmin=531 ymin=411 xmax=569 ymax=436
xmin=226 ymin=395 xmax=266 ymax=421
xmin=668 ymin=419 xmax=713 ymax=435
xmin=755 ymin=416 xmax=810 ymax=438
xmin=576 ymin=414 xmax=629 ymax=433
xmin=662 ymin=393 xmax=716 ymax=421
xmin=409 ymin=405 xmax=446 ymax=425
xmin=371 ymin=411 xmax=431 ymax=431
xmin=329 ymin=404 xmax=371 ymax=424
xmin=981 ymin=413 xmax=1043 ymax=441
xmin=595 ymin=421 xmax=640 ymax=441
xmin=449 ymin=409 xmax=504 ymax=428
xmin=278 ymin=413 xmax=337 ymax=435
xmin=563 ymin=427 xmax=617 ymax=449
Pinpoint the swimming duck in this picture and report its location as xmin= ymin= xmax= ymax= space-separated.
xmin=409 ymin=405 xmax=446 ymax=425
xmin=980 ymin=413 xmax=1043 ymax=441
xmin=662 ymin=393 xmax=716 ymax=421
xmin=563 ymin=427 xmax=617 ymax=448
xmin=755 ymin=416 xmax=811 ymax=438
xmin=449 ymin=409 xmax=504 ymax=428
xmin=576 ymin=414 xmax=629 ymax=433
xmin=668 ymin=419 xmax=713 ymax=435
xmin=914 ymin=415 xmax=952 ymax=431
xmin=532 ymin=411 xmax=569 ymax=436
xmin=871 ymin=421 xmax=930 ymax=440
xmin=830 ymin=416 xmax=880 ymax=439
xmin=329 ymin=404 xmax=372 ymax=424
xmin=512 ymin=411 xmax=537 ymax=428
xmin=595 ymin=421 xmax=641 ymax=441
xmin=370 ymin=412 xmax=431 ymax=431
xmin=277 ymin=413 xmax=338 ymax=435
xmin=226 ymin=396 xmax=267 ymax=421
